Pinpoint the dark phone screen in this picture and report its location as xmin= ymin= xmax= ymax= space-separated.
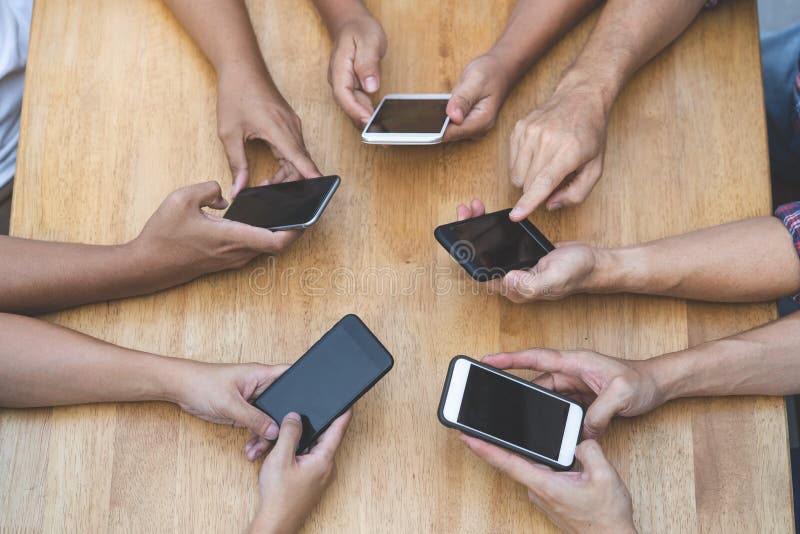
xmin=447 ymin=211 xmax=550 ymax=274
xmin=458 ymin=365 xmax=569 ymax=460
xmin=254 ymin=315 xmax=393 ymax=452
xmin=223 ymin=175 xmax=338 ymax=229
xmin=366 ymin=98 xmax=448 ymax=133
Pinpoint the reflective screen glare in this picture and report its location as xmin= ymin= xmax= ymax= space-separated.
xmin=223 ymin=175 xmax=338 ymax=229
xmin=457 ymin=365 xmax=569 ymax=460
xmin=450 ymin=212 xmax=549 ymax=272
xmin=366 ymin=99 xmax=448 ymax=133
xmin=254 ymin=316 xmax=393 ymax=451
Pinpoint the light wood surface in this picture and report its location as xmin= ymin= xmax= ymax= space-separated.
xmin=1 ymin=0 xmax=791 ymax=532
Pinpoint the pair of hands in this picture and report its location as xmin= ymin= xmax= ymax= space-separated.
xmin=168 ymin=359 xmax=351 ymax=532
xmin=460 ymin=348 xmax=666 ymax=533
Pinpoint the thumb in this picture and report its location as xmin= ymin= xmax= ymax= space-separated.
xmin=186 ymin=181 xmax=227 ymax=210
xmin=219 ymin=132 xmax=249 ymax=198
xmin=229 ymin=398 xmax=279 ymax=441
xmin=574 ymin=439 xmax=614 ymax=475
xmin=446 ymin=84 xmax=479 ymax=125
xmin=354 ymin=45 xmax=381 ymax=94
xmin=583 ymin=381 xmax=629 ymax=439
xmin=272 ymin=412 xmax=304 ymax=463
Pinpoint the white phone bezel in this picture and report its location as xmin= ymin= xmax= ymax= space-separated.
xmin=442 ymin=357 xmax=582 ymax=468
xmin=361 ymin=93 xmax=451 ymax=145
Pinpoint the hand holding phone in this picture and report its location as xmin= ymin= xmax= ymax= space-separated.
xmin=253 ymin=315 xmax=394 ymax=453
xmin=223 ymin=175 xmax=340 ymax=231
xmin=438 ymin=356 xmax=584 ymax=470
xmin=361 ymin=94 xmax=451 ymax=144
xmin=435 ymin=207 xmax=554 ymax=281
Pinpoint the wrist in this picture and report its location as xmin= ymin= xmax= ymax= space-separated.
xmin=248 ymin=506 xmax=303 ymax=534
xmin=318 ymin=2 xmax=374 ymax=37
xmin=556 ymin=65 xmax=621 ymax=117
xmin=642 ymin=349 xmax=697 ymax=404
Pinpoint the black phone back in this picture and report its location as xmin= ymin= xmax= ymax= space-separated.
xmin=253 ymin=314 xmax=394 ymax=453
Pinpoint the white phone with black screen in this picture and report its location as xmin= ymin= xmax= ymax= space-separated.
xmin=361 ymin=93 xmax=451 ymax=145
xmin=438 ymin=356 xmax=584 ymax=470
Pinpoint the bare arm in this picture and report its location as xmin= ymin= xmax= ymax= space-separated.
xmin=590 ymin=216 xmax=800 ymax=301
xmin=0 ymin=312 xmax=287 ymax=454
xmin=0 ymin=182 xmax=299 ymax=315
xmin=452 ymin=195 xmax=800 ymax=304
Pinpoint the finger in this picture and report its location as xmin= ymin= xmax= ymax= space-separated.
xmin=331 ymin=48 xmax=373 ymax=124
xmin=545 ymin=155 xmax=603 ymax=210
xmin=182 ymin=181 xmax=227 ymax=210
xmin=574 ymin=439 xmax=615 ymax=476
xmin=461 ymin=434 xmax=558 ymax=490
xmin=246 ymin=437 xmax=272 ymax=461
xmin=446 ymin=84 xmax=479 ymax=126
xmin=482 ymin=348 xmax=570 ymax=375
xmin=273 ymin=412 xmax=304 ymax=463
xmin=456 ymin=204 xmax=472 ymax=221
xmin=502 ymin=269 xmax=541 ymax=302
xmin=251 ymin=364 xmax=290 ymax=398
xmin=353 ymin=40 xmax=381 ymax=94
xmin=282 ymin=145 xmax=322 ymax=180
xmin=583 ymin=380 xmax=630 ymax=439
xmin=310 ymin=410 xmax=352 ymax=462
xmin=226 ymin=220 xmax=301 ymax=254
xmin=470 ymin=199 xmax=485 ymax=216
xmin=510 ymin=152 xmax=586 ymax=221
xmin=510 ymin=124 xmax=536 ymax=189
xmin=229 ymin=397 xmax=279 ymax=441
xmin=220 ymin=133 xmax=249 ymax=198
xmin=269 ymin=163 xmax=292 ymax=185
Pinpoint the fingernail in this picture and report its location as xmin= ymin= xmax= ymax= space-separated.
xmin=364 ymin=76 xmax=379 ymax=92
xmin=548 ymin=202 xmax=562 ymax=211
xmin=265 ymin=422 xmax=279 ymax=440
xmin=285 ymin=412 xmax=302 ymax=424
xmin=509 ymin=208 xmax=523 ymax=219
xmin=361 ymin=117 xmax=370 ymax=125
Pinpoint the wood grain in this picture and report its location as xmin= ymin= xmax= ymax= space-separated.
xmin=1 ymin=0 xmax=791 ymax=532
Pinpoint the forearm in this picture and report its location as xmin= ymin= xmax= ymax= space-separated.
xmin=649 ymin=312 xmax=800 ymax=401
xmin=0 ymin=236 xmax=194 ymax=314
xmin=0 ymin=313 xmax=184 ymax=408
xmin=487 ymin=0 xmax=599 ymax=84
xmin=561 ymin=0 xmax=705 ymax=111
xmin=586 ymin=217 xmax=800 ymax=302
xmin=313 ymin=0 xmax=372 ymax=35
xmin=163 ymin=0 xmax=276 ymax=87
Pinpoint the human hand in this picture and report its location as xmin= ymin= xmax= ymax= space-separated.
xmin=166 ymin=359 xmax=288 ymax=460
xmin=326 ymin=12 xmax=386 ymax=126
xmin=508 ymin=77 xmax=609 ymax=220
xmin=483 ymin=349 xmax=664 ymax=439
xmin=217 ymin=69 xmax=321 ymax=197
xmin=454 ymin=200 xmax=599 ymax=302
xmin=248 ymin=411 xmax=352 ymax=533
xmin=462 ymin=436 xmax=636 ymax=534
xmin=445 ymin=53 xmax=513 ymax=142
xmin=132 ymin=181 xmax=301 ymax=281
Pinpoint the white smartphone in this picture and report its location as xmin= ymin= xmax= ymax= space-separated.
xmin=438 ymin=356 xmax=584 ymax=470
xmin=361 ymin=93 xmax=451 ymax=145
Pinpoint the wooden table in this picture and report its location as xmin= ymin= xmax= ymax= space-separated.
xmin=1 ymin=0 xmax=791 ymax=532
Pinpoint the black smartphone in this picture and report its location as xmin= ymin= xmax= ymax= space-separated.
xmin=253 ymin=314 xmax=394 ymax=453
xmin=223 ymin=175 xmax=340 ymax=231
xmin=438 ymin=356 xmax=584 ymax=471
xmin=433 ymin=208 xmax=555 ymax=281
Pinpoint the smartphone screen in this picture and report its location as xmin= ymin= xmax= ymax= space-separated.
xmin=366 ymin=98 xmax=448 ymax=133
xmin=223 ymin=175 xmax=339 ymax=230
xmin=435 ymin=209 xmax=554 ymax=280
xmin=253 ymin=315 xmax=394 ymax=452
xmin=458 ymin=364 xmax=569 ymax=460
